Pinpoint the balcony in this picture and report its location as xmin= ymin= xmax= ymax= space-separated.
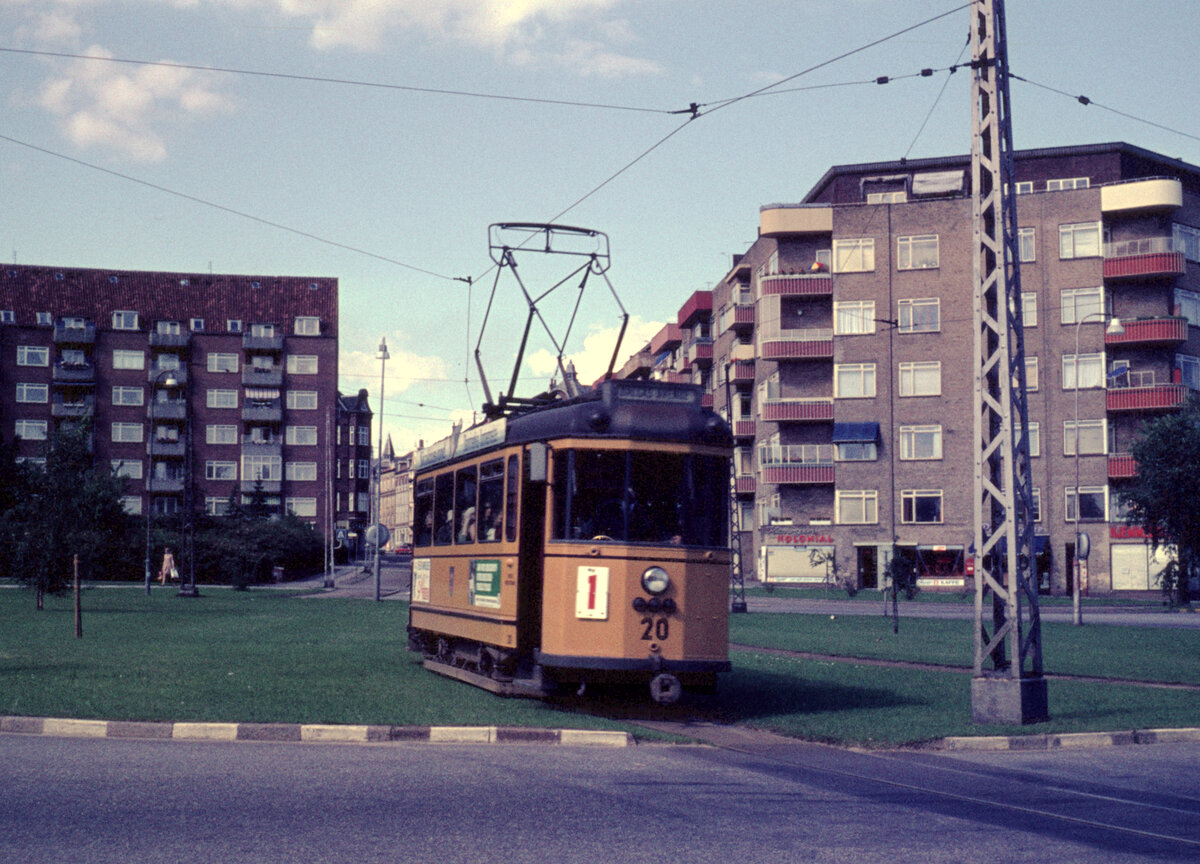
xmin=242 ymin=366 xmax=284 ymax=387
xmin=53 ymin=322 xmax=96 ymax=344
xmin=701 ymin=393 xmax=713 ymax=409
xmin=242 ymin=400 xmax=283 ymax=423
xmin=685 ymin=338 xmax=713 ymax=368
xmin=242 ymin=333 xmax=284 ymax=352
xmin=761 ymin=397 xmax=834 ymax=423
xmin=1103 ymin=238 xmax=1186 ymax=281
xmin=51 ymin=396 xmax=95 ymax=419
xmin=649 ymin=324 xmax=683 ymax=354
xmin=241 ymin=438 xmax=282 ymax=456
xmin=729 ymin=360 xmax=755 ymax=385
xmin=1106 ymin=372 xmax=1188 ymax=412
xmin=148 ymin=439 xmax=185 ymax=458
xmin=735 ymin=475 xmax=756 ymax=496
xmin=733 ymin=419 xmax=756 ymax=439
xmin=53 ymin=362 xmax=95 ymax=384
xmin=677 ymin=290 xmax=713 ymax=329
xmin=1105 ymin=316 xmax=1188 ymax=346
xmin=147 ymin=401 xmax=187 ymax=421
xmin=760 ymin=273 xmax=832 ymax=297
xmin=759 ymin=444 xmax=835 ymax=485
xmin=724 ymin=304 xmax=755 ymax=333
xmin=1100 ymin=178 xmax=1182 ymax=214
xmin=149 ymin=331 xmax=190 ymax=349
xmin=147 ymin=476 xmax=185 ymax=494
xmin=240 ymin=478 xmax=282 ymax=494
xmin=1108 ymin=453 xmax=1138 ymax=479
xmin=759 ymin=328 xmax=834 ymax=361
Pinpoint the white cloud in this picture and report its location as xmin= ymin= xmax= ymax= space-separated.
xmin=35 ymin=45 xmax=236 ymax=162
xmin=527 ymin=314 xmax=663 ymax=387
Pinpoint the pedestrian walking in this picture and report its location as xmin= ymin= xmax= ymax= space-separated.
xmin=158 ymin=547 xmax=178 ymax=585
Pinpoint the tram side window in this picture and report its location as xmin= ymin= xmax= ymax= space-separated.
xmin=478 ymin=459 xmax=505 ymax=542
xmin=455 ymin=466 xmax=478 ymax=543
xmin=414 ymin=478 xmax=435 ymax=547
xmin=433 ymin=472 xmax=454 ymax=545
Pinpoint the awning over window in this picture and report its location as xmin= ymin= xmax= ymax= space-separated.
xmin=832 ymin=422 xmax=880 ymax=443
xmin=911 ymin=170 xmax=964 ymax=196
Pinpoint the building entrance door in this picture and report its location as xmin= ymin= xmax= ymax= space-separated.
xmin=858 ymin=546 xmax=878 ymax=590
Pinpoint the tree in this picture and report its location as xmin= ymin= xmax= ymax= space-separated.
xmin=2 ymin=421 xmax=132 ymax=608
xmin=1116 ymin=397 xmax=1200 ymax=607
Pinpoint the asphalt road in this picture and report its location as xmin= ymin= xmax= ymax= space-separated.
xmin=2 ymin=733 xmax=1197 ymax=863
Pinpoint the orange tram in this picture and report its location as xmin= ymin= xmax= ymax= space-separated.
xmin=407 ymin=379 xmax=733 ymax=704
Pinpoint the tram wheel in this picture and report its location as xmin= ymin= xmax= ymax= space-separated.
xmin=436 ymin=637 xmax=452 ymax=664
xmin=649 ymin=673 xmax=682 ymax=705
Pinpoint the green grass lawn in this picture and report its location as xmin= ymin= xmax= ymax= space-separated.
xmin=1 ymin=584 xmax=1195 ymax=747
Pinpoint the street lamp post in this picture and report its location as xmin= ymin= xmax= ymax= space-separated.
xmin=1071 ymin=312 xmax=1123 ymax=625
xmin=374 ymin=337 xmax=389 ymax=603
xmin=144 ymin=369 xmax=178 ymax=594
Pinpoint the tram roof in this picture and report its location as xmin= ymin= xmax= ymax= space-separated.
xmin=413 ymin=380 xmax=731 ymax=473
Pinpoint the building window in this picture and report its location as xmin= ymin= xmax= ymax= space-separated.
xmin=1064 ymin=419 xmax=1107 ymax=455
xmin=16 ymin=383 xmax=48 ymax=403
xmin=152 ymin=354 xmax=180 ymax=372
xmin=1047 ymin=177 xmax=1089 ymax=191
xmin=110 ymin=460 xmax=143 ymax=479
xmin=153 ymin=498 xmax=181 ymax=517
xmin=1018 ymin=227 xmax=1036 ymax=262
xmin=286 ymin=391 xmax=318 ymax=410
xmin=112 ymin=349 xmax=145 ymax=370
xmin=836 ymin=490 xmax=878 ymax=525
xmin=832 ymin=238 xmax=875 ymax=273
xmin=206 ymin=424 xmax=238 ymax=445
xmin=1060 ymin=286 xmax=1103 ymax=325
xmin=347 ymin=458 xmax=355 ymax=479
xmin=156 ymin=320 xmax=181 ymax=336
xmin=287 ymin=355 xmax=318 ymax=375
xmin=356 ymin=492 xmax=370 ymax=513
xmin=286 ymin=426 xmax=318 ymax=446
xmin=897 ymin=234 xmax=939 ymax=270
xmin=250 ymin=323 xmax=275 ymax=337
xmin=121 ymin=496 xmax=143 ymax=515
xmin=205 ymin=498 xmax=231 ymax=516
xmin=112 ymin=385 xmax=144 ymax=406
xmin=287 ymin=497 xmax=318 ymax=517
xmin=1062 ymin=353 xmax=1104 ymax=389
xmin=1176 ymin=289 xmax=1200 ymax=327
xmin=1065 ymin=486 xmax=1108 ymax=521
xmin=898 ymin=361 xmax=941 ymax=397
xmin=112 ymin=310 xmax=139 ymax=330
xmin=294 ymin=316 xmax=320 ymax=336
xmin=242 ymin=454 xmax=282 ymax=482
xmin=867 ymin=190 xmax=907 ymax=204
xmin=834 ymin=363 xmax=876 ymax=398
xmin=227 ymin=319 xmax=243 ymax=333
xmin=899 ymin=425 xmax=942 ymax=460
xmin=1180 ymin=355 xmax=1200 ymax=391
xmin=111 ymin=422 xmax=144 ymax=443
xmin=358 ymin=458 xmax=370 ymax=478
xmin=286 ymin=462 xmax=318 ymax=481
xmin=901 ymin=490 xmax=943 ymax=524
xmin=1014 ymin=181 xmax=1033 ymax=195
xmin=206 ymin=461 xmax=238 ymax=481
xmin=190 ymin=318 xmax=205 ymax=331
xmin=17 ymin=346 xmax=49 ymax=366
xmin=1025 ymin=357 xmax=1039 ymax=391
xmin=835 ymin=441 xmax=877 ymax=462
xmin=898 ymin=298 xmax=939 ymax=333
xmin=1 ymin=310 xmax=14 ymax=323
xmin=207 ymin=389 xmax=238 ymax=408
xmin=1021 ymin=292 xmax=1037 ymax=327
xmin=207 ymin=353 xmax=239 ymax=373
xmin=356 ymin=425 xmax=370 ymax=446
xmin=15 ymin=419 xmax=48 ymax=440
xmin=1173 ymin=224 xmax=1200 ymax=262
xmin=1059 ymin=222 xmax=1101 ymax=259
xmin=833 ymin=301 xmax=875 ymax=335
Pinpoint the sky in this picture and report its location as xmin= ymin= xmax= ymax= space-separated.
xmin=3 ymin=0 xmax=1198 ymax=455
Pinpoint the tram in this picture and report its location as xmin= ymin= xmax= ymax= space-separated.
xmin=407 ymin=378 xmax=733 ymax=704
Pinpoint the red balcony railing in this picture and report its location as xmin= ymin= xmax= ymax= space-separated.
xmin=761 ymin=465 xmax=835 ymax=485
xmin=758 ymin=444 xmax=834 ymax=485
xmin=1103 ymin=251 xmax=1185 ymax=281
xmin=735 ymin=475 xmax=756 ymax=495
xmin=1108 ymin=453 xmax=1138 ymax=479
xmin=760 ymin=329 xmax=834 ymax=360
xmin=1106 ymin=382 xmax=1188 ymax=412
xmin=760 ymin=398 xmax=834 ymax=422
xmin=729 ymin=360 xmax=755 ymax=385
xmin=1105 ymin=316 xmax=1188 ymax=346
xmin=733 ymin=420 xmax=756 ymax=439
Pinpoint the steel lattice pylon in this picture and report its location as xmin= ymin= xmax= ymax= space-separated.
xmin=970 ymin=0 xmax=1047 ymax=724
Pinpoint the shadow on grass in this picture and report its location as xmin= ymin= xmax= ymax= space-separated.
xmin=551 ymin=661 xmax=919 ymax=727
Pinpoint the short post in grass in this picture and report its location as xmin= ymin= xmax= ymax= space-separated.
xmin=73 ymin=554 xmax=82 ymax=639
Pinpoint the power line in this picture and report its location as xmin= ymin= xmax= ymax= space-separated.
xmin=0 ymin=132 xmax=459 ymax=282
xmin=1011 ymin=74 xmax=1200 ymax=145
xmin=0 ymin=46 xmax=677 ymax=116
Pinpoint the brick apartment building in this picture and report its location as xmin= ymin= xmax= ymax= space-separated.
xmin=617 ymin=142 xmax=1200 ymax=595
xmin=1 ymin=265 xmax=371 ymax=542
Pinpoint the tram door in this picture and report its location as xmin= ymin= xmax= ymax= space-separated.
xmin=517 ymin=447 xmax=546 ymax=657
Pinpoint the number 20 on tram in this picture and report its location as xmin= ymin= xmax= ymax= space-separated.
xmin=407 ymin=379 xmax=733 ymax=704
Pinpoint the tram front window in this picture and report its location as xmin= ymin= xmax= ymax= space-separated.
xmin=553 ymin=448 xmax=727 ymax=546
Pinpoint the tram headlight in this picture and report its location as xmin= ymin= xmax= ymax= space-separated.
xmin=641 ymin=566 xmax=671 ymax=596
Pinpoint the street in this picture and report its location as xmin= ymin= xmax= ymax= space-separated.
xmin=1 ymin=732 xmax=1197 ymax=863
